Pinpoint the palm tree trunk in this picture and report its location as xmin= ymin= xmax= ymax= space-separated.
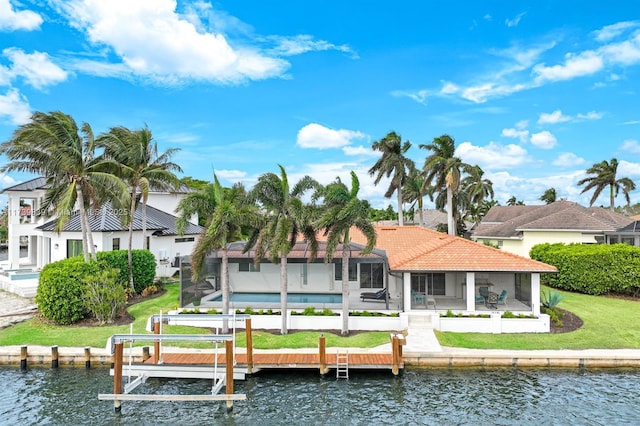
xmin=610 ymin=184 xmax=615 ymax=211
xmin=280 ymin=256 xmax=288 ymax=335
xmin=221 ymin=246 xmax=230 ymax=334
xmin=397 ymin=190 xmax=404 ymax=226
xmin=418 ymin=198 xmax=424 ymax=226
xmin=341 ymin=242 xmax=350 ymax=335
xmin=447 ymin=185 xmax=455 ymax=236
xmin=127 ymin=191 xmax=136 ymax=292
xmin=84 ymin=209 xmax=96 ymax=260
xmin=76 ymin=187 xmax=90 ymax=262
xmin=142 ymin=201 xmax=147 ymax=249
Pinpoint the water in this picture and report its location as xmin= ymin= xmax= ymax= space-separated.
xmin=2 ymin=367 xmax=639 ymax=425
xmin=212 ymin=292 xmax=343 ymax=304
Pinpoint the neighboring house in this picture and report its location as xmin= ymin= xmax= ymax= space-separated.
xmin=1 ymin=177 xmax=202 ymax=278
xmin=472 ymin=200 xmax=633 ymax=258
xmin=377 ymin=209 xmax=475 ymax=236
xmin=185 ymin=225 xmax=556 ymax=330
xmin=604 ymin=220 xmax=640 ymax=246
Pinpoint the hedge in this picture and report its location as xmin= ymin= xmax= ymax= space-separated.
xmin=530 ymin=243 xmax=640 ymax=296
xmin=96 ymin=249 xmax=156 ymax=293
xmin=36 ymin=257 xmax=102 ymax=325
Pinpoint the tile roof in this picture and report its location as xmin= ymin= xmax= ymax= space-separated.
xmin=348 ymin=225 xmax=556 ymax=273
xmin=473 ymin=200 xmax=633 ymax=238
xmin=37 ymin=203 xmax=202 ymax=236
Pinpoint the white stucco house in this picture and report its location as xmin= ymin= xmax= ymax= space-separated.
xmin=1 ymin=177 xmax=202 ymax=296
xmin=472 ymin=200 xmax=633 ymax=258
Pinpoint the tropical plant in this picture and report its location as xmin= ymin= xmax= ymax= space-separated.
xmin=97 ymin=126 xmax=181 ymax=291
xmin=539 ymin=188 xmax=557 ymax=204
xmin=82 ymin=268 xmax=127 ymax=324
xmin=176 ymin=177 xmax=219 ymax=232
xmin=420 ymin=134 xmax=472 ymax=236
xmin=369 ymin=131 xmax=415 ymax=226
xmin=577 ymin=158 xmax=636 ymax=210
xmin=247 ymin=165 xmax=321 ymax=334
xmin=0 ymin=111 xmax=129 ymax=262
xmin=315 ymin=171 xmax=376 ymax=335
xmin=506 ymin=196 xmax=525 ymax=206
xmin=190 ymin=174 xmax=259 ymax=333
xmin=541 ymin=288 xmax=565 ymax=310
xmin=402 ymin=164 xmax=434 ymax=226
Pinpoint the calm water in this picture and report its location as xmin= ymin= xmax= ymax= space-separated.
xmin=212 ymin=292 xmax=343 ymax=304
xmin=1 ymin=366 xmax=639 ymax=425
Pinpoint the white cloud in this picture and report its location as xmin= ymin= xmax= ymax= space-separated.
xmin=296 ymin=123 xmax=366 ymax=149
xmin=52 ymin=0 xmax=290 ymax=85
xmin=552 ymin=152 xmax=586 ymax=167
xmin=342 ymin=145 xmax=376 ymax=157
xmin=621 ymin=139 xmax=640 ymax=154
xmin=534 ymin=51 xmax=604 ymax=82
xmin=267 ymin=35 xmax=355 ymax=58
xmin=3 ymin=48 xmax=68 ymax=89
xmin=216 ymin=169 xmax=247 ymax=181
xmin=538 ymin=110 xmax=571 ymax=124
xmin=618 ymin=160 xmax=640 ymax=178
xmin=391 ymin=89 xmax=428 ymax=105
xmin=505 ymin=12 xmax=526 ymax=28
xmin=592 ymin=21 xmax=639 ymax=42
xmin=0 ymin=0 xmax=43 ymax=31
xmin=530 ymin=130 xmax=557 ymax=149
xmin=599 ymin=34 xmax=640 ymax=65
xmin=576 ymin=111 xmax=603 ymax=120
xmin=457 ymin=141 xmax=530 ymax=170
xmin=0 ymin=88 xmax=31 ymax=125
xmin=501 ymin=127 xmax=529 ymax=143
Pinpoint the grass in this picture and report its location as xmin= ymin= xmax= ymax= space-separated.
xmin=0 ymin=283 xmax=390 ymax=349
xmin=436 ymin=286 xmax=640 ymax=350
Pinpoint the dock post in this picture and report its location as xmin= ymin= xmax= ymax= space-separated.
xmin=20 ymin=345 xmax=27 ymax=371
xmin=225 ymin=339 xmax=234 ymax=412
xmin=84 ymin=347 xmax=91 ymax=369
xmin=391 ymin=335 xmax=400 ymax=376
xmin=153 ymin=320 xmax=160 ymax=364
xmin=113 ymin=342 xmax=124 ymax=414
xmin=51 ymin=345 xmax=59 ymax=369
xmin=319 ymin=334 xmax=327 ymax=375
xmin=245 ymin=318 xmax=253 ymax=374
xmin=142 ymin=346 xmax=150 ymax=362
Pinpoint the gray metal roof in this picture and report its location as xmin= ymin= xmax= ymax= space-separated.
xmin=1 ymin=177 xmax=48 ymax=193
xmin=37 ymin=202 xmax=203 ymax=236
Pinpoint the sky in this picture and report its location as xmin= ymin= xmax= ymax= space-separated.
xmin=1 ymin=0 xmax=640 ymax=211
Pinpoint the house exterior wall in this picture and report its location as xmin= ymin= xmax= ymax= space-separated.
xmin=228 ymin=262 xmax=337 ymax=294
xmin=482 ymin=230 xmax=591 ymax=258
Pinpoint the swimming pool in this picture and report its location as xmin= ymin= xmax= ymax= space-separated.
xmin=211 ymin=292 xmax=343 ymax=304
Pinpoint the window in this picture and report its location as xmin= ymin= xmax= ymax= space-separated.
xmin=359 ymin=263 xmax=383 ymax=289
xmin=622 ymin=236 xmax=635 ymax=246
xmin=411 ymin=273 xmax=445 ymax=295
xmin=335 ymin=261 xmax=357 ymax=281
xmin=67 ymin=240 xmax=83 ymax=258
xmin=301 ymin=264 xmax=308 ymax=286
xmin=239 ymin=262 xmax=260 ymax=272
xmin=145 ymin=236 xmax=150 ymax=250
xmin=175 ymin=237 xmax=195 ymax=243
xmin=112 ymin=238 xmax=120 ymax=251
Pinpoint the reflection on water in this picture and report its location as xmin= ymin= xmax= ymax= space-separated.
xmin=1 ymin=367 xmax=639 ymax=425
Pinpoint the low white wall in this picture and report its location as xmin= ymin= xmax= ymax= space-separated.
xmin=433 ymin=313 xmax=550 ymax=333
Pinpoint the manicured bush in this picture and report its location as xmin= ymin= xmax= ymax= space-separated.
xmin=530 ymin=243 xmax=640 ymax=296
xmin=97 ymin=249 xmax=156 ymax=293
xmin=36 ymin=257 xmax=102 ymax=325
xmin=82 ymin=268 xmax=127 ymax=324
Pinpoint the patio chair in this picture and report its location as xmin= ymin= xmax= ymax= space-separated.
xmin=475 ymin=295 xmax=485 ymax=303
xmin=497 ymin=289 xmax=508 ymax=305
xmin=360 ymin=288 xmax=388 ymax=302
xmin=411 ymin=290 xmax=426 ymax=304
xmin=478 ymin=286 xmax=490 ymax=298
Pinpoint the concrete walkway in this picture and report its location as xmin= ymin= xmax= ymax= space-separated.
xmin=0 ymin=290 xmax=37 ymax=329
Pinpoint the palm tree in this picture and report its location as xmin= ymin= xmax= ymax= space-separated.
xmin=190 ymin=175 xmax=259 ymax=333
xmin=506 ymin=196 xmax=524 ymax=206
xmin=577 ymin=158 xmax=636 ymax=210
xmin=420 ymin=134 xmax=471 ymax=236
xmin=0 ymin=111 xmax=129 ymax=262
xmin=540 ymin=188 xmax=557 ymax=204
xmin=402 ymin=164 xmax=434 ymax=226
xmin=316 ymin=171 xmax=376 ymax=335
xmin=248 ymin=165 xmax=320 ymax=335
xmin=369 ymin=131 xmax=415 ymax=226
xmin=97 ymin=126 xmax=182 ymax=291
xmin=175 ymin=178 xmax=219 ymax=234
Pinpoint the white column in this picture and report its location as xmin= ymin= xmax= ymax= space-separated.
xmin=466 ymin=272 xmax=476 ymax=311
xmin=403 ymin=272 xmax=412 ymax=311
xmin=531 ymin=273 xmax=541 ymax=316
xmin=7 ymin=195 xmax=21 ymax=269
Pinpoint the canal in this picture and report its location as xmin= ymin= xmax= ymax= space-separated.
xmin=1 ymin=366 xmax=638 ymax=425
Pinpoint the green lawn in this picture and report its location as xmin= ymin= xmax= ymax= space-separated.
xmin=436 ymin=287 xmax=640 ymax=350
xmin=0 ymin=284 xmax=389 ymax=349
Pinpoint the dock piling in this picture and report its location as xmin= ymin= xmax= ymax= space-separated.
xmin=153 ymin=320 xmax=160 ymax=364
xmin=84 ymin=347 xmax=91 ymax=369
xmin=391 ymin=335 xmax=400 ymax=376
xmin=142 ymin=346 xmax=150 ymax=362
xmin=245 ymin=318 xmax=253 ymax=374
xmin=113 ymin=342 xmax=123 ymax=414
xmin=51 ymin=345 xmax=59 ymax=369
xmin=319 ymin=334 xmax=327 ymax=375
xmin=225 ymin=340 xmax=234 ymax=412
xmin=20 ymin=345 xmax=27 ymax=371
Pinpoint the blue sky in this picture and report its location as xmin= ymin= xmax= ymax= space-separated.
xmin=1 ymin=0 xmax=640 ymax=210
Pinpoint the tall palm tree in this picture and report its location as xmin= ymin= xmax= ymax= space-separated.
xmin=248 ymin=165 xmax=320 ymax=335
xmin=577 ymin=158 xmax=636 ymax=210
xmin=190 ymin=175 xmax=259 ymax=333
xmin=175 ymin=178 xmax=219 ymax=234
xmin=369 ymin=131 xmax=414 ymax=226
xmin=97 ymin=126 xmax=182 ymax=291
xmin=539 ymin=188 xmax=557 ymax=204
xmin=0 ymin=111 xmax=129 ymax=262
xmin=506 ymin=196 xmax=524 ymax=206
xmin=419 ymin=134 xmax=471 ymax=236
xmin=316 ymin=171 xmax=376 ymax=335
xmin=402 ymin=164 xmax=434 ymax=226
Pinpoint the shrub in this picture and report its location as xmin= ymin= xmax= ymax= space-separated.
xmin=82 ymin=268 xmax=127 ymax=324
xmin=36 ymin=257 xmax=102 ymax=325
xmin=541 ymin=289 xmax=565 ymax=310
xmin=97 ymin=249 xmax=156 ymax=293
